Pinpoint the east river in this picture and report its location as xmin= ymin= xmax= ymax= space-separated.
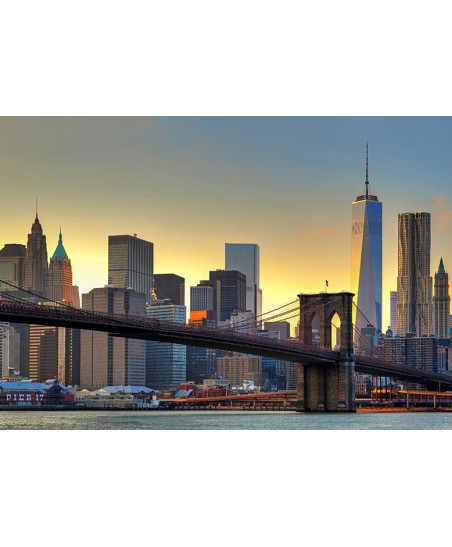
xmin=2 ymin=410 xmax=452 ymax=429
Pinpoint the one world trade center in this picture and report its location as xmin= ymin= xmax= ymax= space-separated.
xmin=351 ymin=144 xmax=382 ymax=345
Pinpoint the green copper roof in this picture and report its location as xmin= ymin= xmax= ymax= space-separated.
xmin=52 ymin=229 xmax=69 ymax=260
xmin=438 ymin=257 xmax=446 ymax=276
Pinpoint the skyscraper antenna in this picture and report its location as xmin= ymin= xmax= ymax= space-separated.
xmin=365 ymin=142 xmax=369 ymax=198
xmin=36 ymin=196 xmax=38 ymax=218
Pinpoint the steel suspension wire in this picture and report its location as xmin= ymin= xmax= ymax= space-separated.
xmin=220 ymin=307 xmax=300 ymax=330
xmin=352 ymin=300 xmax=378 ymax=332
xmin=0 ymin=278 xmax=143 ymax=329
xmin=0 ymin=278 xmax=73 ymax=308
xmin=255 ymin=299 xmax=299 ymax=318
xmin=222 ymin=295 xmax=327 ymax=331
xmin=0 ymin=278 xmax=361 ymax=345
xmin=328 ymin=319 xmax=375 ymax=355
xmin=351 ymin=301 xmax=381 ymax=353
xmin=217 ymin=300 xmax=300 ymax=330
xmin=0 ymin=290 xmax=31 ymax=304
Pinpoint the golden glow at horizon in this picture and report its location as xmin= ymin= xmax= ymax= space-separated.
xmin=1 ymin=118 xmax=449 ymax=335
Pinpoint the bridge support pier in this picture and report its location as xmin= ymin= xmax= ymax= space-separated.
xmin=296 ymin=361 xmax=356 ymax=412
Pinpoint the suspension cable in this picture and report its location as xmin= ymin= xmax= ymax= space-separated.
xmin=222 ymin=295 xmax=327 ymax=331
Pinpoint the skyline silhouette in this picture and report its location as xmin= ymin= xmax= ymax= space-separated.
xmin=2 ymin=117 xmax=452 ymax=331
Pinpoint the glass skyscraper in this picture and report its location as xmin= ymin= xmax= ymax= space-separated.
xmin=207 ymin=270 xmax=246 ymax=322
xmin=351 ymin=146 xmax=382 ymax=341
xmin=153 ymin=273 xmax=185 ymax=305
xmin=145 ymin=301 xmax=186 ymax=390
xmin=225 ymin=243 xmax=262 ymax=320
xmin=108 ymin=235 xmax=154 ymax=301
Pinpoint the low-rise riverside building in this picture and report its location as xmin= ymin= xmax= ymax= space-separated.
xmin=75 ymin=385 xmax=158 ymax=409
xmin=0 ymin=379 xmax=74 ymax=406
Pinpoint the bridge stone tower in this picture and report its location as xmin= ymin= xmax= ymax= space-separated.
xmin=297 ymin=292 xmax=355 ymax=412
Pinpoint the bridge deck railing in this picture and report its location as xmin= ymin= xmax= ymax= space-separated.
xmin=1 ymin=301 xmax=452 ymax=386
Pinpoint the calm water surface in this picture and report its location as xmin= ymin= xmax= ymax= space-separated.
xmin=2 ymin=410 xmax=452 ymax=430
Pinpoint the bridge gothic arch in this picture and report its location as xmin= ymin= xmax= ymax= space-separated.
xmin=298 ymin=292 xmax=354 ymax=360
xmin=297 ymin=292 xmax=355 ymax=412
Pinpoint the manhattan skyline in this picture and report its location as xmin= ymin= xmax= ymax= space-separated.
xmin=2 ymin=117 xmax=452 ymax=331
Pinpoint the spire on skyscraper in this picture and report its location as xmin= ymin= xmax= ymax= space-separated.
xmin=25 ymin=209 xmax=49 ymax=295
xmin=434 ymin=256 xmax=449 ymax=338
xmin=356 ymin=143 xmax=378 ymax=202
xmin=49 ymin=228 xmax=72 ymax=303
xmin=52 ymin=228 xmax=69 ymax=260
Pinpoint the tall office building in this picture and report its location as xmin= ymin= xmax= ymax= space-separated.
xmin=49 ymin=229 xmax=73 ymax=303
xmin=190 ymin=284 xmax=215 ymax=312
xmin=153 ymin=273 xmax=185 ymax=305
xmin=0 ymin=244 xmax=26 ymax=290
xmin=146 ymin=300 xmax=186 ymax=390
xmin=397 ymin=212 xmax=432 ymax=336
xmin=28 ymin=322 xmax=70 ymax=383
xmin=206 ymin=270 xmax=246 ymax=322
xmin=225 ymin=243 xmax=262 ymax=320
xmin=433 ymin=258 xmax=450 ymax=340
xmin=47 ymin=230 xmax=81 ymax=385
xmin=390 ymin=291 xmax=398 ymax=332
xmin=26 ymin=300 xmax=77 ymax=384
xmin=80 ymin=287 xmax=146 ymax=389
xmin=351 ymin=145 xmax=382 ymax=339
xmin=108 ymin=235 xmax=154 ymax=300
xmin=187 ymin=285 xmax=217 ymax=384
xmin=24 ymin=214 xmax=49 ymax=296
xmin=187 ymin=312 xmax=217 ymax=384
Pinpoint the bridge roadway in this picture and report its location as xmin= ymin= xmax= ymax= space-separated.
xmin=1 ymin=301 xmax=452 ymax=389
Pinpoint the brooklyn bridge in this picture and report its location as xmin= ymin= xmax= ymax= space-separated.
xmin=1 ymin=290 xmax=451 ymax=412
